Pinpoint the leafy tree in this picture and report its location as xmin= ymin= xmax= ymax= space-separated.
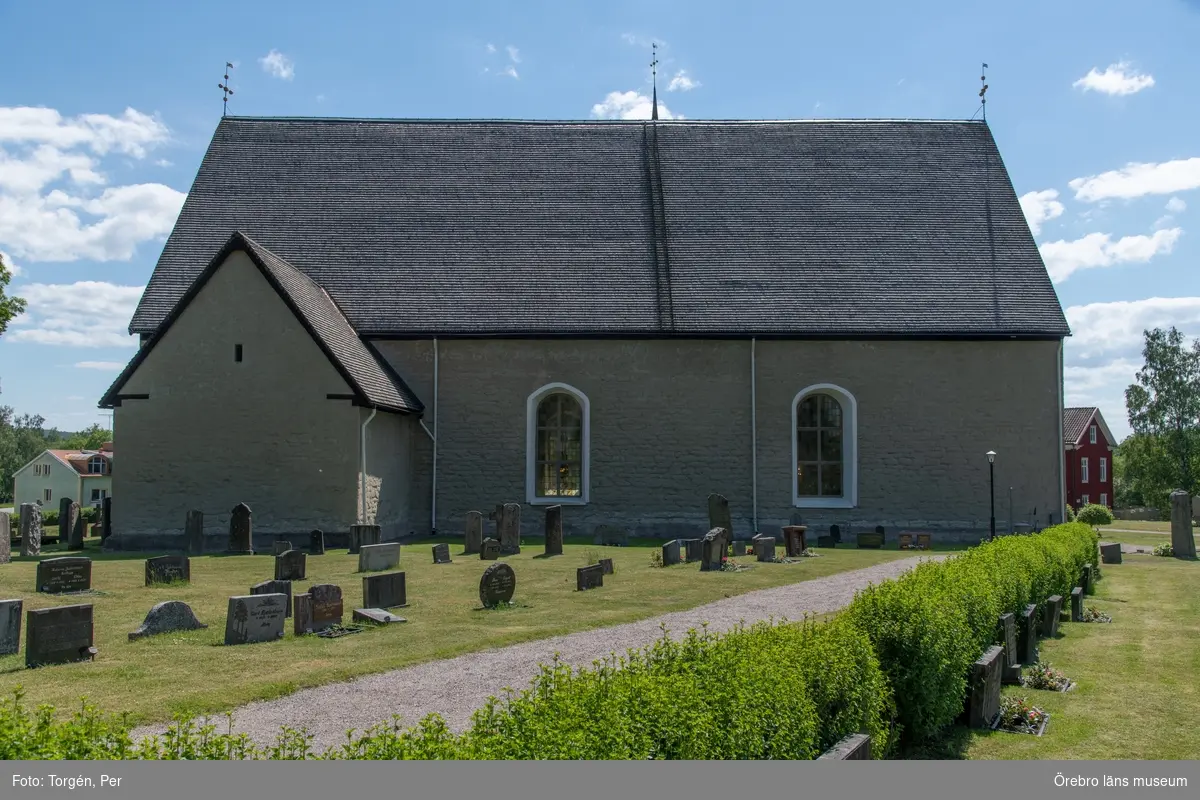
xmin=0 ymin=253 xmax=25 ymax=338
xmin=1125 ymin=326 xmax=1200 ymax=497
xmin=61 ymin=424 xmax=112 ymax=451
xmin=1075 ymin=503 xmax=1114 ymax=526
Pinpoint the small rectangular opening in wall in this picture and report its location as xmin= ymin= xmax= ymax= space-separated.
xmin=235 ymin=344 xmax=243 ymax=362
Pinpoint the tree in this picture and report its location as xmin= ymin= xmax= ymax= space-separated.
xmin=1125 ymin=326 xmax=1200 ymax=497
xmin=0 ymin=252 xmax=25 ymax=338
xmin=61 ymin=424 xmax=112 ymax=451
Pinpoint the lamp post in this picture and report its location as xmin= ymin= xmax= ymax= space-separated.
xmin=986 ymin=451 xmax=997 ymax=541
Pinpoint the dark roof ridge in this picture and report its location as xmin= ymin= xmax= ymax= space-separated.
xmin=219 ymin=115 xmax=987 ymax=126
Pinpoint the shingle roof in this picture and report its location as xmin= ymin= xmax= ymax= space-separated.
xmin=129 ymin=116 xmax=1070 ymax=338
xmin=1064 ymin=406 xmax=1117 ymax=446
xmin=102 ymin=233 xmax=422 ymax=413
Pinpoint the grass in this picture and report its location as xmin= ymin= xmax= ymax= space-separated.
xmin=1105 ymin=520 xmax=1172 ymax=533
xmin=0 ymin=535 xmax=945 ymax=726
xmin=929 ymin=550 xmax=1200 ymax=759
xmin=1095 ymin=529 xmax=1199 ymax=551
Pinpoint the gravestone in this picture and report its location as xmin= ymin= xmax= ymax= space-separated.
xmin=1082 ymin=563 xmax=1094 ymax=595
xmin=917 ymin=533 xmax=933 ymax=550
xmin=816 ymin=733 xmax=872 ymax=760
xmin=358 ymin=542 xmax=401 ymax=572
xmin=999 ymin=612 xmax=1022 ymax=685
xmin=816 ymin=535 xmax=836 ymax=548
xmin=732 ymin=540 xmax=747 ymax=557
xmin=251 ymin=579 xmax=293 ymax=618
xmin=0 ymin=599 xmax=22 ymax=656
xmin=1170 ymin=490 xmax=1197 ymax=559
xmin=683 ymin=539 xmax=703 ymax=563
xmin=19 ymin=503 xmax=42 ymax=557
xmin=363 ymin=572 xmax=407 ymax=609
xmin=26 ymin=603 xmax=95 ymax=668
xmin=145 ymin=555 xmax=190 ymax=586
xmin=293 ymin=594 xmax=313 ymax=635
xmin=1070 ymin=587 xmax=1083 ymax=622
xmin=61 ymin=499 xmax=83 ymax=550
xmin=968 ymin=645 xmax=1004 ymax=728
xmin=128 ymin=601 xmax=207 ymax=641
xmin=829 ymin=524 xmax=842 ymax=544
xmin=857 ymin=531 xmax=884 ymax=549
xmin=348 ymin=524 xmax=381 ymax=554
xmin=101 ymin=496 xmax=113 ymax=541
xmin=479 ymin=562 xmax=516 ymax=608
xmin=1042 ymin=595 xmax=1063 ymax=637
xmin=898 ymin=533 xmax=913 ymax=550
xmin=661 ymin=540 xmax=681 ymax=566
xmin=544 ymin=505 xmax=563 ymax=556
xmin=353 ymin=608 xmax=407 ymax=625
xmin=754 ymin=535 xmax=776 ymax=562
xmin=1100 ymin=542 xmax=1122 ymax=564
xmin=0 ymin=512 xmax=10 ymax=564
xmin=432 ymin=543 xmax=452 ymax=564
xmin=186 ymin=510 xmax=205 ymax=555
xmin=310 ymin=529 xmax=325 ymax=555
xmin=272 ymin=540 xmax=292 ymax=556
xmin=700 ymin=528 xmax=727 ymax=572
xmin=224 ymin=594 xmax=287 ymax=645
xmin=707 ymin=494 xmax=733 ymax=541
xmin=593 ymin=525 xmax=629 ymax=547
xmin=498 ymin=503 xmax=522 ymax=555
xmin=577 ymin=564 xmax=604 ymax=591
xmin=311 ymin=584 xmax=345 ymax=631
xmin=1019 ymin=603 xmax=1038 ymax=666
xmin=598 ymin=557 xmax=614 ymax=575
xmin=480 ymin=538 xmax=501 ymax=560
xmin=37 ymin=556 xmax=92 ymax=593
xmin=464 ymin=511 xmax=483 ymax=555
xmin=276 ymin=550 xmax=307 ymax=582
xmin=228 ymin=502 xmax=254 ymax=554
xmin=782 ymin=525 xmax=807 ymax=557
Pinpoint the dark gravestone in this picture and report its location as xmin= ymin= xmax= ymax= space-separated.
xmin=308 ymin=584 xmax=344 ymax=632
xmin=310 ymin=529 xmax=325 ymax=555
xmin=661 ymin=540 xmax=681 ymax=566
xmin=782 ymin=525 xmax=807 ymax=557
xmin=707 ymin=494 xmax=733 ymax=540
xmin=186 ymin=510 xmax=205 ymax=555
xmin=101 ymin=496 xmax=113 ymax=541
xmin=498 ymin=503 xmax=522 ymax=555
xmin=275 ymin=550 xmax=307 ymax=582
xmin=464 ymin=511 xmax=483 ymax=555
xmin=754 ymin=535 xmax=776 ymax=562
xmin=0 ymin=599 xmax=22 ymax=656
xmin=19 ymin=503 xmax=42 ymax=557
xmin=732 ymin=540 xmax=747 ymax=557
xmin=999 ymin=612 xmax=1022 ymax=685
xmin=26 ymin=604 xmax=96 ymax=668
xmin=228 ymin=503 xmax=254 ymax=554
xmin=0 ymin=512 xmax=10 ymax=564
xmin=128 ymin=601 xmax=207 ymax=641
xmin=968 ymin=645 xmax=1004 ymax=728
xmin=348 ymin=524 xmax=381 ymax=554
xmin=593 ymin=525 xmax=629 ymax=547
xmin=599 ymin=557 xmax=614 ymax=575
xmin=816 ymin=733 xmax=872 ymax=760
xmin=544 ymin=505 xmax=563 ymax=556
xmin=61 ymin=499 xmax=84 ymax=550
xmin=1070 ymin=587 xmax=1084 ymax=622
xmin=816 ymin=535 xmax=836 ymax=548
xmin=1170 ymin=489 xmax=1197 ymax=559
xmin=1019 ymin=604 xmax=1038 ymax=666
xmin=683 ymin=539 xmax=703 ymax=563
xmin=857 ymin=531 xmax=884 ymax=549
xmin=37 ymin=557 xmax=92 ymax=594
xmin=1081 ymin=563 xmax=1094 ymax=595
xmin=293 ymin=594 xmax=314 ymax=635
xmin=917 ymin=533 xmax=933 ymax=550
xmin=1042 ymin=595 xmax=1063 ymax=637
xmin=363 ymin=572 xmax=407 ymax=609
xmin=577 ymin=564 xmax=604 ymax=591
xmin=479 ymin=562 xmax=516 ymax=608
xmin=224 ymin=594 xmax=286 ymax=645
xmin=898 ymin=533 xmax=914 ymax=550
xmin=432 ymin=543 xmax=452 ymax=564
xmin=830 ymin=524 xmax=842 ymax=544
xmin=700 ymin=528 xmax=727 ymax=572
xmin=272 ymin=540 xmax=292 ymax=556
xmin=251 ymin=580 xmax=293 ymax=618
xmin=145 ymin=555 xmax=190 ymax=585
xmin=1100 ymin=542 xmax=1122 ymax=564
xmin=480 ymin=538 xmax=501 ymax=560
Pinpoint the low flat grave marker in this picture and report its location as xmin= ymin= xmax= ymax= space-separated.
xmin=917 ymin=533 xmax=933 ymax=550
xmin=968 ymin=645 xmax=1004 ymax=728
xmin=857 ymin=529 xmax=884 ymax=549
xmin=577 ymin=564 xmax=604 ymax=591
xmin=145 ymin=555 xmax=190 ymax=586
xmin=432 ymin=543 xmax=452 ymax=564
xmin=479 ymin=562 xmax=516 ymax=608
xmin=358 ymin=542 xmax=400 ymax=572
xmin=26 ymin=603 xmax=96 ymax=668
xmin=480 ymin=538 xmax=501 ymax=560
xmin=276 ymin=549 xmax=307 ymax=582
xmin=36 ymin=556 xmax=92 ymax=594
xmin=464 ymin=511 xmax=483 ymax=555
xmin=661 ymin=539 xmax=681 ymax=566
xmin=353 ymin=608 xmax=407 ymax=625
xmin=128 ymin=601 xmax=207 ymax=641
xmin=362 ymin=572 xmax=407 ymax=609
xmin=224 ymin=594 xmax=286 ymax=645
xmin=251 ymin=579 xmax=293 ymax=618
xmin=0 ymin=599 xmax=22 ymax=656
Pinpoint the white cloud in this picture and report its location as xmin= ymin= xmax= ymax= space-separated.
xmin=7 ymin=280 xmax=144 ymax=347
xmin=1166 ymin=196 xmax=1187 ymax=213
xmin=1073 ymin=61 xmax=1155 ymax=96
xmin=591 ymin=90 xmax=682 ymax=120
xmin=1 ymin=249 xmax=22 ymax=277
xmin=506 ymin=45 xmax=520 ymax=63
xmin=0 ymin=106 xmax=170 ymax=158
xmin=485 ymin=43 xmax=496 ymax=54
xmin=259 ymin=49 xmax=295 ymax=80
xmin=74 ymin=361 xmax=125 ymax=371
xmin=1069 ymin=158 xmax=1200 ymax=202
xmin=155 ymin=159 xmax=172 ymax=168
xmin=1039 ymin=228 xmax=1182 ymax=282
xmin=668 ymin=70 xmax=700 ymax=92
xmin=502 ymin=65 xmax=519 ymax=80
xmin=1018 ymin=189 xmax=1064 ymax=236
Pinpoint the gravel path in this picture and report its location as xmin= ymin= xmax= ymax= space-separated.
xmin=134 ymin=555 xmax=943 ymax=750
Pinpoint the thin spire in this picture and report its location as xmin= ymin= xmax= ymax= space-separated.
xmin=219 ymin=62 xmax=235 ymax=117
xmin=979 ymin=63 xmax=989 ymax=122
xmin=650 ymin=42 xmax=659 ymax=121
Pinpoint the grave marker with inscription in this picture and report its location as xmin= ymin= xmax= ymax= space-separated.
xmin=700 ymin=528 xmax=727 ymax=571
xmin=577 ymin=564 xmax=604 ymax=591
xmin=782 ymin=525 xmax=807 ymax=557
xmin=464 ymin=511 xmax=483 ymax=555
xmin=145 ymin=555 xmax=190 ymax=586
xmin=224 ymin=594 xmax=286 ymax=645
xmin=479 ymin=562 xmax=516 ymax=608
xmin=276 ymin=550 xmax=307 ymax=582
xmin=480 ymin=538 xmax=501 ymax=560
xmin=362 ymin=572 xmax=407 ymax=609
xmin=251 ymin=579 xmax=293 ymax=618
xmin=498 ymin=503 xmax=522 ymax=555
xmin=432 ymin=543 xmax=452 ymax=564
xmin=228 ymin=503 xmax=254 ymax=554
xmin=308 ymin=584 xmax=343 ymax=631
xmin=26 ymin=603 xmax=95 ymax=668
xmin=358 ymin=542 xmax=400 ymax=572
xmin=37 ymin=557 xmax=92 ymax=594
xmin=0 ymin=599 xmax=21 ymax=656
xmin=293 ymin=594 xmax=313 ymax=635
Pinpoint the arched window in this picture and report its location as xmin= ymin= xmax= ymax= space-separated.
xmin=526 ymin=383 xmax=590 ymax=504
xmin=792 ymin=383 xmax=857 ymax=508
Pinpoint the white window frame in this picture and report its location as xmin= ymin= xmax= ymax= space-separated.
xmin=792 ymin=383 xmax=858 ymax=509
xmin=526 ymin=382 xmax=590 ymax=506
xmin=43 ymin=488 xmax=52 ymax=502
xmin=1100 ymin=493 xmax=1107 ymax=507
xmin=1081 ymin=456 xmax=1089 ymax=483
xmin=1099 ymin=457 xmax=1107 ymax=483
xmin=1089 ymin=425 xmax=1097 ymax=444
xmin=1082 ymin=494 xmax=1090 ymax=505
xmin=88 ymin=456 xmax=105 ymax=475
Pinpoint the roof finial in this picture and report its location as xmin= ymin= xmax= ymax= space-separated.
xmin=979 ymin=63 xmax=989 ymax=122
xmin=650 ymin=42 xmax=660 ymax=121
xmin=219 ymin=62 xmax=234 ymax=117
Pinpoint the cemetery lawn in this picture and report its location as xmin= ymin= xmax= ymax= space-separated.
xmin=1093 ymin=529 xmax=1199 ymax=551
xmin=1102 ymin=520 xmax=1171 ymax=533
xmin=963 ymin=553 xmax=1200 ymax=760
xmin=0 ymin=537 xmax=944 ymax=725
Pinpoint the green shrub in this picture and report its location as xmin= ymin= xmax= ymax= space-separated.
xmin=0 ymin=689 xmax=135 ymax=760
xmin=41 ymin=509 xmax=59 ymax=525
xmin=1075 ymin=504 xmax=1114 ymax=526
xmin=1065 ymin=504 xmax=1076 ymax=522
xmin=80 ymin=506 xmax=100 ymax=524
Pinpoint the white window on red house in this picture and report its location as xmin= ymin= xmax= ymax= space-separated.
xmin=1082 ymin=494 xmax=1090 ymax=505
xmin=1100 ymin=458 xmax=1107 ymax=483
xmin=1081 ymin=457 xmax=1089 ymax=483
xmin=1090 ymin=425 xmax=1097 ymax=444
xmin=1100 ymin=493 xmax=1108 ymax=507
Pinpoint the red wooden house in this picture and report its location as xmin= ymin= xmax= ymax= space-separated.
xmin=1063 ymin=407 xmax=1115 ymax=510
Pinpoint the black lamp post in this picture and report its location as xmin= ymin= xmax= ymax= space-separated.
xmin=986 ymin=451 xmax=997 ymax=541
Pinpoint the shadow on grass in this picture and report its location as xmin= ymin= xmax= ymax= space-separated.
xmin=901 ymin=726 xmax=974 ymax=760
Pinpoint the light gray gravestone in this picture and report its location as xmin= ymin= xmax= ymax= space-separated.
xmin=358 ymin=542 xmax=400 ymax=572
xmin=0 ymin=599 xmax=22 ymax=655
xmin=19 ymin=503 xmax=42 ymax=557
xmin=224 ymin=594 xmax=286 ymax=645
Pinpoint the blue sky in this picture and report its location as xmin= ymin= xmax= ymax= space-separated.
xmin=1 ymin=0 xmax=1199 ymax=441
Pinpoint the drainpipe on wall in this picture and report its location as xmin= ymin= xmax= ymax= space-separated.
xmin=751 ymin=337 xmax=758 ymax=535
xmin=360 ymin=407 xmax=377 ymax=524
xmin=1057 ymin=339 xmax=1066 ymax=524
xmin=416 ymin=339 xmax=440 ymax=536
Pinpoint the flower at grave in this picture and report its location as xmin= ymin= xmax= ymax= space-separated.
xmin=999 ymin=695 xmax=1047 ymax=733
xmin=1023 ymin=662 xmax=1071 ymax=691
xmin=1081 ymin=606 xmax=1112 ymax=623
xmin=1153 ymin=542 xmax=1173 ymax=557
